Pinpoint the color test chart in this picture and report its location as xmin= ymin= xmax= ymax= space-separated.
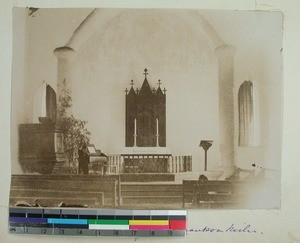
xmin=8 ymin=208 xmax=187 ymax=237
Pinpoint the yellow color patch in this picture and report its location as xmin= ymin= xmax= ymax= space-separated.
xmin=129 ymin=220 xmax=169 ymax=226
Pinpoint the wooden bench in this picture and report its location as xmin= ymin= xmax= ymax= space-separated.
xmin=10 ymin=188 xmax=104 ymax=207
xmin=182 ymin=180 xmax=198 ymax=208
xmin=195 ymin=181 xmax=237 ymax=208
xmin=182 ymin=180 xmax=238 ymax=208
xmin=10 ymin=174 xmax=121 ymax=208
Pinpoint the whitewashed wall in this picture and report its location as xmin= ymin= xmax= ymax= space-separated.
xmin=11 ymin=9 xmax=282 ymax=174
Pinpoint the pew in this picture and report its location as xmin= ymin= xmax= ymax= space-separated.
xmin=10 ymin=174 xmax=120 ymax=208
xmin=182 ymin=180 xmax=198 ymax=208
xmin=182 ymin=180 xmax=238 ymax=208
xmin=10 ymin=189 xmax=104 ymax=207
xmin=195 ymin=181 xmax=237 ymax=208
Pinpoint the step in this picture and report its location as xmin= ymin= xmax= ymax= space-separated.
xmin=120 ymin=173 xmax=175 ymax=182
xmin=11 ymin=186 xmax=116 ymax=199
xmin=12 ymin=173 xmax=176 ymax=182
xmin=121 ymin=184 xmax=182 ymax=191
xmin=10 ymin=197 xmax=97 ymax=208
xmin=121 ymin=191 xmax=182 ymax=197
xmin=121 ymin=196 xmax=182 ymax=204
xmin=11 ymin=174 xmax=119 ymax=181
xmin=10 ymin=189 xmax=104 ymax=202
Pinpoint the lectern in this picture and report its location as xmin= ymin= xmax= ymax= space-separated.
xmin=199 ymin=140 xmax=213 ymax=171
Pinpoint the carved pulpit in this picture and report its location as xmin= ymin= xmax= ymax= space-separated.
xmin=19 ymin=84 xmax=67 ymax=174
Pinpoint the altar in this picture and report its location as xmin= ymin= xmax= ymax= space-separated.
xmin=121 ymin=147 xmax=172 ymax=173
xmin=122 ymin=69 xmax=172 ymax=173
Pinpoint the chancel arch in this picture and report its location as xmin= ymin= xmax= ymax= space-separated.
xmin=66 ymin=9 xmax=225 ymax=52
xmin=53 ymin=9 xmax=237 ymax=176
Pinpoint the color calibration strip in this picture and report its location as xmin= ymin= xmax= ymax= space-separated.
xmin=8 ymin=208 xmax=187 ymax=237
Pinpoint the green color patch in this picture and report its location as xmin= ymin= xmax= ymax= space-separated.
xmin=88 ymin=219 xmax=129 ymax=225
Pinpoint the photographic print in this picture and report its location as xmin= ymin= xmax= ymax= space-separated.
xmin=10 ymin=8 xmax=282 ymax=210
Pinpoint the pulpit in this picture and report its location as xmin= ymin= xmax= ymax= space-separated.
xmin=19 ymin=122 xmax=67 ymax=174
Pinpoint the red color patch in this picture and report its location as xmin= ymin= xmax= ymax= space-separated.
xmin=169 ymin=220 xmax=186 ymax=230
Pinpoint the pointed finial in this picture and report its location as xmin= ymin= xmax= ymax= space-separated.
xmin=124 ymin=88 xmax=129 ymax=95
xmin=163 ymin=88 xmax=167 ymax=94
xmin=157 ymin=79 xmax=162 ymax=88
xmin=152 ymin=87 xmax=156 ymax=94
xmin=130 ymin=79 xmax=134 ymax=88
xmin=143 ymin=68 xmax=148 ymax=79
xmin=136 ymin=88 xmax=139 ymax=94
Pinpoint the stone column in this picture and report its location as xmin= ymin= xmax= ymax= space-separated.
xmin=215 ymin=45 xmax=236 ymax=178
xmin=53 ymin=46 xmax=76 ymax=118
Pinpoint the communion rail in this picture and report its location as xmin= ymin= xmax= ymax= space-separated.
xmin=107 ymin=155 xmax=192 ymax=173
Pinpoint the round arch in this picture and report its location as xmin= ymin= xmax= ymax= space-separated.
xmin=65 ymin=8 xmax=225 ymax=51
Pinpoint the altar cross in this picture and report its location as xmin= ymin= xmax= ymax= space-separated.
xmin=157 ymin=79 xmax=162 ymax=88
xmin=143 ymin=68 xmax=149 ymax=79
xmin=130 ymin=79 xmax=134 ymax=88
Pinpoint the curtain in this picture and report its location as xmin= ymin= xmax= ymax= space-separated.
xmin=238 ymin=81 xmax=254 ymax=146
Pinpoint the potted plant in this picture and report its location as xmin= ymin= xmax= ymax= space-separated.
xmin=57 ymin=88 xmax=91 ymax=174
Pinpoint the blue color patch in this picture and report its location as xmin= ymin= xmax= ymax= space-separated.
xmin=48 ymin=218 xmax=88 ymax=225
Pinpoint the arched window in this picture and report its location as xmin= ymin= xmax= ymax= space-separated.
xmin=238 ymin=80 xmax=259 ymax=146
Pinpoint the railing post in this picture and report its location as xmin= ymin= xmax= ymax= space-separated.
xmin=182 ymin=181 xmax=185 ymax=208
xmin=179 ymin=156 xmax=183 ymax=172
xmin=101 ymin=192 xmax=104 ymax=206
xmin=120 ymin=156 xmax=124 ymax=173
xmin=116 ymin=156 xmax=120 ymax=174
xmin=118 ymin=174 xmax=122 ymax=206
xmin=113 ymin=180 xmax=117 ymax=207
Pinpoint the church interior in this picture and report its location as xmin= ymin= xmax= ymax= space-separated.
xmin=10 ymin=8 xmax=282 ymax=209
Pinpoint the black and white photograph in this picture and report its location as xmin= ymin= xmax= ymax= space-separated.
xmin=10 ymin=8 xmax=282 ymax=210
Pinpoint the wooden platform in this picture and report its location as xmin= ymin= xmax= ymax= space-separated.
xmin=9 ymin=174 xmax=259 ymax=209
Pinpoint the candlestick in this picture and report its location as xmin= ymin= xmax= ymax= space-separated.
xmin=156 ymin=118 xmax=159 ymax=147
xmin=134 ymin=118 xmax=137 ymax=147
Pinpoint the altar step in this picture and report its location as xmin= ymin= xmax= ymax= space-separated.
xmin=119 ymin=173 xmax=175 ymax=182
xmin=120 ymin=183 xmax=182 ymax=205
xmin=121 ymin=196 xmax=182 ymax=205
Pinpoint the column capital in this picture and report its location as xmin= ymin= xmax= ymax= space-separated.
xmin=54 ymin=46 xmax=76 ymax=59
xmin=215 ymin=44 xmax=236 ymax=58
